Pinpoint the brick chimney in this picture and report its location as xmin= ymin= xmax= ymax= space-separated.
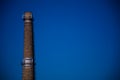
xmin=22 ymin=12 xmax=35 ymax=80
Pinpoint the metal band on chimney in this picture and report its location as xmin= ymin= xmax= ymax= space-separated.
xmin=24 ymin=20 xmax=31 ymax=22
xmin=23 ymin=58 xmax=33 ymax=67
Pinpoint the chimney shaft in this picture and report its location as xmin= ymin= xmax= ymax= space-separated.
xmin=22 ymin=12 xmax=34 ymax=80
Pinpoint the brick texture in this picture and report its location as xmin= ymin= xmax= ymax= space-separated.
xmin=22 ymin=12 xmax=34 ymax=80
xmin=24 ymin=22 xmax=33 ymax=58
xmin=22 ymin=67 xmax=34 ymax=80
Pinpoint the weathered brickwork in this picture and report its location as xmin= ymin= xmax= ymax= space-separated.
xmin=24 ymin=22 xmax=33 ymax=58
xmin=22 ymin=12 xmax=34 ymax=80
xmin=22 ymin=67 xmax=34 ymax=80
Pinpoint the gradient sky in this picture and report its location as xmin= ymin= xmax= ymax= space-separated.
xmin=0 ymin=0 xmax=120 ymax=80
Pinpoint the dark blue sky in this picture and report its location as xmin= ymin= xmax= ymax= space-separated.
xmin=0 ymin=0 xmax=120 ymax=80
